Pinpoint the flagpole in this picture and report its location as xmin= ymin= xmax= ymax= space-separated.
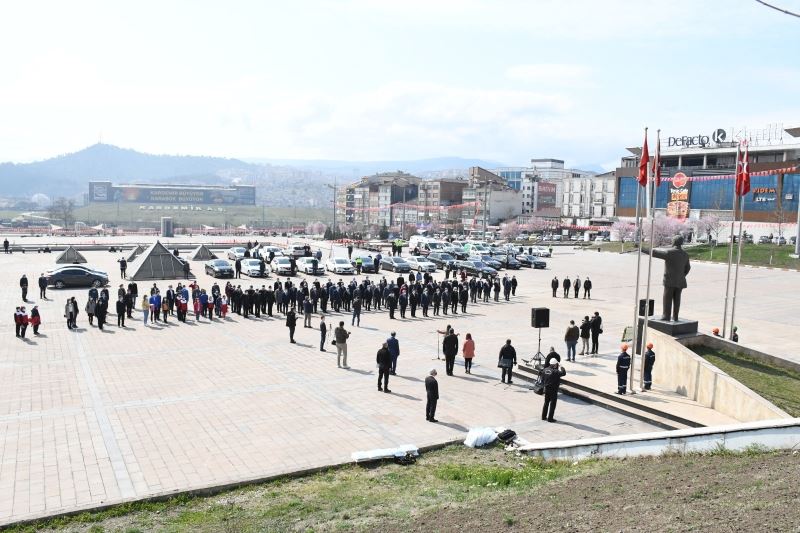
xmin=722 ymin=144 xmax=740 ymax=338
xmin=729 ymin=194 xmax=746 ymax=340
xmin=639 ymin=130 xmax=659 ymax=388
xmin=629 ymin=127 xmax=648 ymax=394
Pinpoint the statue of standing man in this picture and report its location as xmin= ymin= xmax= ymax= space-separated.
xmin=642 ymin=235 xmax=691 ymax=322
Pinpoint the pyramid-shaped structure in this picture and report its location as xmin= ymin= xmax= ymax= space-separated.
xmin=189 ymin=244 xmax=217 ymax=261
xmin=127 ymin=244 xmax=147 ymax=261
xmin=128 ymin=241 xmax=189 ymax=281
xmin=55 ymin=245 xmax=87 ymax=264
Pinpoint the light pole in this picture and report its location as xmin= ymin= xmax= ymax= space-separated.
xmin=325 ymin=180 xmax=337 ymax=238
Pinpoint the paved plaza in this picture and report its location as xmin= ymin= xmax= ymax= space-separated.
xmin=0 ymin=237 xmax=796 ymax=525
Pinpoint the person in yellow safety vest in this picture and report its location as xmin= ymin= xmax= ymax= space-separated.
xmin=355 ymin=256 xmax=363 ymax=274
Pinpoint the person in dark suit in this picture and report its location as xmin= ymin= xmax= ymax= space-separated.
xmin=562 ymin=277 xmax=571 ymax=298
xmin=541 ymin=360 xmax=566 ymax=422
xmin=425 ymin=369 xmax=439 ymax=422
xmin=551 ymin=277 xmax=559 ymax=297
xmin=376 ymin=342 xmax=392 ymax=393
xmin=442 ymin=328 xmax=459 ymax=376
xmin=589 ymin=311 xmax=602 ymax=355
xmin=498 ymin=339 xmax=517 ymax=384
xmin=38 ymin=273 xmax=48 ymax=299
xmin=286 ymin=309 xmax=297 ymax=343
xmin=583 ymin=277 xmax=592 ymax=299
xmin=641 ymin=235 xmax=691 ymax=321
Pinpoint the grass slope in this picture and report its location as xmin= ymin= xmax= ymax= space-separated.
xmin=685 ymin=243 xmax=798 ymax=270
xmin=693 ymin=346 xmax=800 ymax=417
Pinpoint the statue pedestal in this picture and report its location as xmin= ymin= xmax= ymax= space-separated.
xmin=636 ymin=318 xmax=698 ymax=354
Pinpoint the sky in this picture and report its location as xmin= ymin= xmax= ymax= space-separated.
xmin=1 ymin=0 xmax=799 ymax=170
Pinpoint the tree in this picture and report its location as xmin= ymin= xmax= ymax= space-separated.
xmin=500 ymin=221 xmax=520 ymax=241
xmin=306 ymin=221 xmax=327 ymax=236
xmin=692 ymin=214 xmax=723 ymax=259
xmin=642 ymin=216 xmax=689 ymax=247
xmin=47 ymin=197 xmax=76 ymax=229
xmin=773 ymin=200 xmax=787 ymax=242
xmin=378 ymin=224 xmax=389 ymax=240
xmin=402 ymin=224 xmax=418 ymax=240
xmin=611 ymin=220 xmax=636 ymax=251
xmin=323 ymin=227 xmax=333 ymax=240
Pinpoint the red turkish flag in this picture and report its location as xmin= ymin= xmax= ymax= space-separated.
xmin=651 ymin=137 xmax=661 ymax=188
xmin=735 ymin=143 xmax=750 ymax=197
xmin=638 ymin=132 xmax=649 ymax=187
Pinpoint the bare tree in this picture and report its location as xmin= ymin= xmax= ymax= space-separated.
xmin=773 ymin=200 xmax=787 ymax=242
xmin=47 ymin=197 xmax=76 ymax=229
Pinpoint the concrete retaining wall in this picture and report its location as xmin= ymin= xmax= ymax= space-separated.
xmin=648 ymin=329 xmax=789 ymax=422
xmin=520 ymin=418 xmax=800 ymax=460
xmin=679 ymin=334 xmax=800 ymax=374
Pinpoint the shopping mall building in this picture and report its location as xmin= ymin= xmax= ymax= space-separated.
xmin=615 ymin=124 xmax=799 ymax=232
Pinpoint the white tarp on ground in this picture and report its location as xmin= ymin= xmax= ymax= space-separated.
xmin=351 ymin=444 xmax=419 ymax=463
xmin=128 ymin=241 xmax=189 ymax=281
xmin=189 ymin=244 xmax=217 ymax=261
xmin=54 ymin=245 xmax=88 ymax=264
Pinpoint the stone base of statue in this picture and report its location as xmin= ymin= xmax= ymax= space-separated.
xmin=636 ymin=318 xmax=698 ymax=354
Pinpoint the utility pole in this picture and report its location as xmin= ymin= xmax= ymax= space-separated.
xmin=326 ymin=181 xmax=337 ymax=238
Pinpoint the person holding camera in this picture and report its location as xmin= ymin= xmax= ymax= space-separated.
xmin=541 ymin=359 xmax=566 ymax=422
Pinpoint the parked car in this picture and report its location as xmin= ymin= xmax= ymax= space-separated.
xmin=286 ymin=243 xmax=307 ymax=257
xmin=46 ymin=265 xmax=109 ymax=289
xmin=205 ymin=259 xmax=235 ymax=278
xmin=496 ymin=254 xmax=521 ymax=269
xmin=350 ymin=253 xmax=378 ymax=273
xmin=326 ymin=257 xmax=355 ymax=274
xmin=427 ymin=252 xmax=456 ymax=269
xmin=442 ymin=244 xmax=469 ymax=260
xmin=594 ymin=235 xmax=609 ymax=242
xmin=516 ymin=254 xmax=547 ymax=269
xmin=454 ymin=260 xmax=497 ymax=279
xmin=297 ymin=256 xmax=323 ymax=275
xmin=271 ymin=256 xmax=293 ymax=276
xmin=533 ymin=246 xmax=551 ymax=258
xmin=259 ymin=245 xmax=284 ymax=258
xmin=472 ymin=254 xmax=503 ymax=270
xmin=381 ymin=256 xmax=411 ymax=273
xmin=758 ymin=236 xmax=772 ymax=244
xmin=226 ymin=247 xmax=247 ymax=260
xmin=240 ymin=258 xmax=268 ymax=277
xmin=404 ymin=256 xmax=436 ymax=272
xmin=774 ymin=236 xmax=787 ymax=245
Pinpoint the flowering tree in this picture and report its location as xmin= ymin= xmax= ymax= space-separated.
xmin=306 ymin=221 xmax=328 ymax=235
xmin=500 ymin=221 xmax=521 ymax=241
xmin=642 ymin=216 xmax=689 ymax=247
xmin=693 ymin=215 xmax=723 ymax=246
xmin=611 ymin=220 xmax=636 ymax=251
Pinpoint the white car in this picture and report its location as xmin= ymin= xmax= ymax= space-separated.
xmin=259 ymin=245 xmax=284 ymax=258
xmin=297 ymin=256 xmax=323 ymax=275
xmin=326 ymin=257 xmax=355 ymax=274
xmin=240 ymin=258 xmax=268 ymax=277
xmin=533 ymin=246 xmax=551 ymax=258
xmin=286 ymin=243 xmax=307 ymax=257
xmin=227 ymin=246 xmax=247 ymax=260
xmin=270 ymin=256 xmax=293 ymax=275
xmin=404 ymin=256 xmax=436 ymax=272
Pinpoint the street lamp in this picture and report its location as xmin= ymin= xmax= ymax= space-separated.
xmin=325 ymin=181 xmax=337 ymax=238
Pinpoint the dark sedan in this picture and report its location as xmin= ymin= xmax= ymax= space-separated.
xmin=205 ymin=259 xmax=235 ymax=278
xmin=497 ymin=254 xmax=522 ymax=269
xmin=46 ymin=266 xmax=109 ymax=289
xmin=516 ymin=254 xmax=547 ymax=269
xmin=455 ymin=260 xmax=497 ymax=279
xmin=426 ymin=252 xmax=456 ymax=269
xmin=381 ymin=256 xmax=411 ymax=273
xmin=351 ymin=254 xmax=378 ymax=273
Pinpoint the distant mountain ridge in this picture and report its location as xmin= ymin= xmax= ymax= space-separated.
xmin=0 ymin=143 xmax=257 ymax=197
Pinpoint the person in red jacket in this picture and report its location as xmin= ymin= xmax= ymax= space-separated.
xmin=14 ymin=307 xmax=22 ymax=337
xmin=18 ymin=306 xmax=29 ymax=338
xmin=30 ymin=306 xmax=41 ymax=335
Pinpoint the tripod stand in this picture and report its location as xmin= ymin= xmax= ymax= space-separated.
xmin=523 ymin=327 xmax=545 ymax=370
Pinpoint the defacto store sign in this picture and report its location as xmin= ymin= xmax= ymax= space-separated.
xmin=667 ymin=135 xmax=710 ymax=148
